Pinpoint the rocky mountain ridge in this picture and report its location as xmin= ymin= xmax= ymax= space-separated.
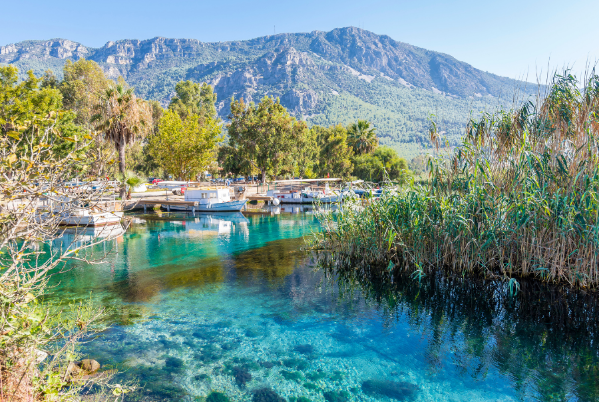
xmin=1 ymin=28 xmax=533 ymax=158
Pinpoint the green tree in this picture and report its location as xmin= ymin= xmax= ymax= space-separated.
xmin=352 ymin=146 xmax=412 ymax=183
xmin=169 ymin=80 xmax=217 ymax=120
xmin=294 ymin=125 xmax=318 ymax=178
xmin=227 ymin=96 xmax=304 ymax=182
xmin=92 ymin=84 xmax=152 ymax=197
xmin=316 ymin=124 xmax=354 ymax=178
xmin=218 ymin=144 xmax=255 ymax=178
xmin=347 ymin=119 xmax=378 ymax=155
xmin=0 ymin=66 xmax=88 ymax=170
xmin=148 ymin=109 xmax=222 ymax=180
xmin=60 ymin=59 xmax=111 ymax=128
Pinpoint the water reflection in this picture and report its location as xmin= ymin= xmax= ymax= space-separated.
xmin=44 ymin=212 xmax=599 ymax=402
xmin=319 ymin=256 xmax=599 ymax=401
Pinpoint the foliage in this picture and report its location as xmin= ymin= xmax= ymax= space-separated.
xmin=314 ymin=124 xmax=354 ymax=179
xmin=227 ymin=96 xmax=308 ymax=182
xmin=60 ymin=59 xmax=111 ymax=130
xmin=92 ymin=84 xmax=152 ymax=195
xmin=351 ymin=146 xmax=412 ymax=184
xmin=122 ymin=171 xmax=145 ymax=199
xmin=312 ymin=71 xmax=599 ymax=288
xmin=0 ymin=66 xmax=89 ymax=175
xmin=148 ymin=109 xmax=221 ymax=180
xmin=347 ymin=119 xmax=378 ymax=155
xmin=217 ymin=144 xmax=255 ymax=178
xmin=168 ymin=80 xmax=217 ymax=120
xmin=0 ymin=65 xmax=129 ymax=400
xmin=293 ymin=126 xmax=318 ymax=178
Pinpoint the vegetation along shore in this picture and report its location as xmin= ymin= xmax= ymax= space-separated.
xmin=311 ymin=72 xmax=599 ymax=289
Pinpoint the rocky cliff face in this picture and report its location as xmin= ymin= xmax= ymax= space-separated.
xmin=1 ymin=39 xmax=89 ymax=62
xmin=1 ymin=27 xmax=523 ymax=99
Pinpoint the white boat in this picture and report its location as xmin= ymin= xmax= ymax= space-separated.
xmin=168 ymin=186 xmax=247 ymax=212
xmin=37 ymin=195 xmax=124 ymax=227
xmin=268 ymin=184 xmax=343 ymax=204
xmin=59 ymin=208 xmax=123 ymax=226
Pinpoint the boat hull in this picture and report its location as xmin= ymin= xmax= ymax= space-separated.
xmin=60 ymin=212 xmax=123 ymax=227
xmin=168 ymin=200 xmax=247 ymax=212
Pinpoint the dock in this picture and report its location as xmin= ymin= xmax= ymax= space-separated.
xmin=127 ymin=199 xmax=200 ymax=212
xmin=246 ymin=195 xmax=275 ymax=203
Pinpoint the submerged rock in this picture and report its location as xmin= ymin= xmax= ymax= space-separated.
xmin=290 ymin=397 xmax=311 ymax=402
xmin=281 ymin=370 xmax=304 ymax=382
xmin=252 ymin=387 xmax=286 ymax=402
xmin=194 ymin=373 xmax=211 ymax=382
xmin=329 ymin=370 xmax=344 ymax=382
xmin=322 ymin=390 xmax=350 ymax=402
xmin=293 ymin=344 xmax=315 ymax=355
xmin=232 ymin=366 xmax=252 ymax=387
xmin=282 ymin=358 xmax=309 ymax=370
xmin=305 ymin=371 xmax=327 ymax=381
xmin=245 ymin=328 xmax=261 ymax=338
xmin=164 ymin=356 xmax=184 ymax=374
xmin=207 ymin=391 xmax=231 ymax=402
xmin=361 ymin=379 xmax=419 ymax=400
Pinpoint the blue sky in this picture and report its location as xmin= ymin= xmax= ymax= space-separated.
xmin=1 ymin=0 xmax=598 ymax=81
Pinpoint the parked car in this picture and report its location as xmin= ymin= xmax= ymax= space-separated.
xmin=151 ymin=178 xmax=163 ymax=185
xmin=172 ymin=187 xmax=186 ymax=196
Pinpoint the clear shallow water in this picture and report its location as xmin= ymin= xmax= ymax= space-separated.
xmin=47 ymin=211 xmax=599 ymax=401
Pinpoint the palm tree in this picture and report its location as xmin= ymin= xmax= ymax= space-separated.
xmin=92 ymin=85 xmax=151 ymax=198
xmin=124 ymin=171 xmax=144 ymax=200
xmin=347 ymin=120 xmax=378 ymax=155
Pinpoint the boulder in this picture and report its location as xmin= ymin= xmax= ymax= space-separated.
xmin=80 ymin=359 xmax=100 ymax=373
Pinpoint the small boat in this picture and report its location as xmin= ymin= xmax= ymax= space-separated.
xmin=59 ymin=208 xmax=123 ymax=226
xmin=37 ymin=195 xmax=124 ymax=227
xmin=268 ymin=185 xmax=344 ymax=204
xmin=168 ymin=186 xmax=247 ymax=212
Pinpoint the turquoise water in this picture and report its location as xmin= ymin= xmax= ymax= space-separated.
xmin=48 ymin=211 xmax=599 ymax=401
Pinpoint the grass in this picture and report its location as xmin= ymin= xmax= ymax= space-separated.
xmin=311 ymin=72 xmax=599 ymax=288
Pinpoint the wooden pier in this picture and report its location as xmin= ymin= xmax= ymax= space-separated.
xmin=127 ymin=199 xmax=199 ymax=213
xmin=246 ymin=195 xmax=275 ymax=202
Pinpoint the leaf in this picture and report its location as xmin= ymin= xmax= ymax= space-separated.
xmin=7 ymin=154 xmax=17 ymax=164
xmin=7 ymin=131 xmax=20 ymax=140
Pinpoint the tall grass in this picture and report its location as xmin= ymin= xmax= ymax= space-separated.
xmin=312 ymin=72 xmax=599 ymax=288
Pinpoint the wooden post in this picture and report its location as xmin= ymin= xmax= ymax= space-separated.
xmin=144 ymin=204 xmax=147 ymax=213
xmin=167 ymin=205 xmax=170 ymax=212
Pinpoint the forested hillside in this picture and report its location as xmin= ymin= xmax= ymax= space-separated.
xmin=0 ymin=27 xmax=536 ymax=158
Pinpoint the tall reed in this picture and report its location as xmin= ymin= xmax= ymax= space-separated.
xmin=312 ymin=72 xmax=599 ymax=288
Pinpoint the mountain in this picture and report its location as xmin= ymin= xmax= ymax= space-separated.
xmin=0 ymin=28 xmax=535 ymax=158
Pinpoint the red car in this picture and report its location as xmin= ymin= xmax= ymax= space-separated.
xmin=151 ymin=178 xmax=163 ymax=185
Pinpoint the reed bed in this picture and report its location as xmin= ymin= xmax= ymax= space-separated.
xmin=312 ymin=72 xmax=599 ymax=288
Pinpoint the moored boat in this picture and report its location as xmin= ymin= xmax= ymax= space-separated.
xmin=168 ymin=186 xmax=247 ymax=212
xmin=59 ymin=209 xmax=123 ymax=226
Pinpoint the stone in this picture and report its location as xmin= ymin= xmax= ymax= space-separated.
xmin=322 ymin=391 xmax=349 ymax=402
xmin=232 ymin=366 xmax=252 ymax=387
xmin=80 ymin=359 xmax=100 ymax=373
xmin=64 ymin=361 xmax=81 ymax=382
xmin=207 ymin=391 xmax=231 ymax=402
xmin=293 ymin=344 xmax=315 ymax=355
xmin=361 ymin=379 xmax=419 ymax=400
xmin=252 ymin=387 xmax=286 ymax=402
